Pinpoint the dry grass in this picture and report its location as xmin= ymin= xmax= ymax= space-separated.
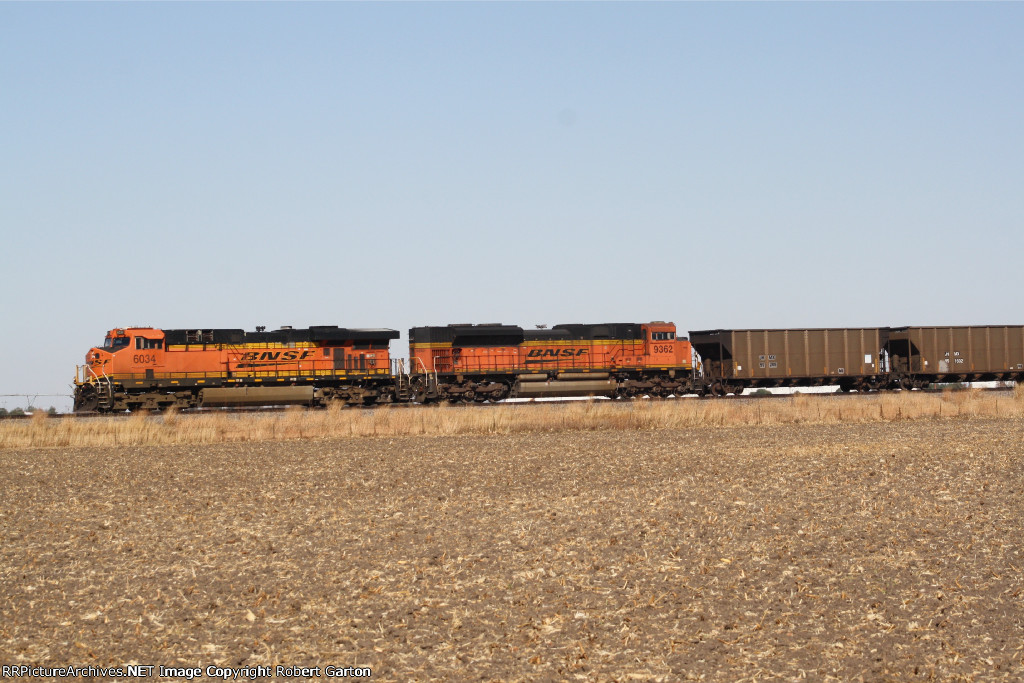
xmin=2 ymin=388 xmax=1023 ymax=450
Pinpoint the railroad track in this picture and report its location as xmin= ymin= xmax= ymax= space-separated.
xmin=2 ymin=385 xmax=1015 ymax=421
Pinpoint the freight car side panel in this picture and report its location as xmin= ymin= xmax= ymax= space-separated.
xmin=888 ymin=326 xmax=1024 ymax=375
xmin=691 ymin=328 xmax=885 ymax=383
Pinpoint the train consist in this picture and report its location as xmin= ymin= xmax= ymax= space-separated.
xmin=73 ymin=322 xmax=1024 ymax=412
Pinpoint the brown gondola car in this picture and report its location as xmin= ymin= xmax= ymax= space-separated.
xmin=885 ymin=326 xmax=1024 ymax=389
xmin=73 ymin=325 xmax=399 ymax=412
xmin=409 ymin=322 xmax=694 ymax=402
xmin=689 ymin=328 xmax=891 ymax=395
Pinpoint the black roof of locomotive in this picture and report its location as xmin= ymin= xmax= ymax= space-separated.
xmin=409 ymin=324 xmax=525 ymax=347
xmin=409 ymin=322 xmax=646 ymax=346
xmin=539 ymin=323 xmax=644 ymax=341
xmin=163 ymin=326 xmax=399 ymax=345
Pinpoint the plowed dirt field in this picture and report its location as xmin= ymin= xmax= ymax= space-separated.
xmin=2 ymin=419 xmax=1023 ymax=681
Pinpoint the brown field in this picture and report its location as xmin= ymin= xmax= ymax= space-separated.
xmin=2 ymin=395 xmax=1023 ymax=680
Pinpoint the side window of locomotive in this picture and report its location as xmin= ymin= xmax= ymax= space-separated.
xmin=134 ymin=337 xmax=163 ymax=350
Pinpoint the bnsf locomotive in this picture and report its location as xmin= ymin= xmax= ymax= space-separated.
xmin=407 ymin=321 xmax=691 ymax=403
xmin=72 ymin=321 xmax=1024 ymax=412
xmin=73 ymin=326 xmax=399 ymax=412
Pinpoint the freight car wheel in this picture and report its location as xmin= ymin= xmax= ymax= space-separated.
xmin=709 ymin=382 xmax=727 ymax=398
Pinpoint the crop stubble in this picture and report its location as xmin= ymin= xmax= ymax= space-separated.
xmin=1 ymin=419 xmax=1023 ymax=681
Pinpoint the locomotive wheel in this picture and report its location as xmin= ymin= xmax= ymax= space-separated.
xmin=74 ymin=385 xmax=99 ymax=412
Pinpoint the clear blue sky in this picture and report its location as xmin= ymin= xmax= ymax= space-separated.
xmin=2 ymin=3 xmax=1022 ymax=411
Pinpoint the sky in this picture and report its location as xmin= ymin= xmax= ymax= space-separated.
xmin=2 ymin=2 xmax=1022 ymax=412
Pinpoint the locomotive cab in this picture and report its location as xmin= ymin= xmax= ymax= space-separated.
xmin=84 ymin=328 xmax=166 ymax=378
xmin=642 ymin=322 xmax=692 ymax=370
xmin=83 ymin=328 xmax=129 ymax=376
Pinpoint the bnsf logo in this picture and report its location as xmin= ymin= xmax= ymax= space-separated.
xmin=527 ymin=349 xmax=587 ymax=358
xmin=239 ymin=350 xmax=314 ymax=362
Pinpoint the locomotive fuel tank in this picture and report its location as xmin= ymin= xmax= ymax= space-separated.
xmin=198 ymin=386 xmax=317 ymax=407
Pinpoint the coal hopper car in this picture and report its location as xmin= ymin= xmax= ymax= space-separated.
xmin=689 ymin=328 xmax=890 ymax=395
xmin=885 ymin=326 xmax=1024 ymax=389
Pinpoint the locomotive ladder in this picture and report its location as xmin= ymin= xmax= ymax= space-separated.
xmin=98 ymin=370 xmax=116 ymax=410
xmin=392 ymin=359 xmax=412 ymax=402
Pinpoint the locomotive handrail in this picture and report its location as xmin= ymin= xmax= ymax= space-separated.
xmin=410 ymin=356 xmax=438 ymax=389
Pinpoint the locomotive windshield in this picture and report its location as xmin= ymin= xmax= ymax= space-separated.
xmin=103 ymin=336 xmax=130 ymax=351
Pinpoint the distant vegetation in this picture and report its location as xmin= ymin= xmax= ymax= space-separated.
xmin=0 ymin=406 xmax=57 ymax=418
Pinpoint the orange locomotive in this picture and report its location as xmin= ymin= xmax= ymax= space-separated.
xmin=408 ymin=321 xmax=694 ymax=402
xmin=73 ymin=325 xmax=399 ymax=412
